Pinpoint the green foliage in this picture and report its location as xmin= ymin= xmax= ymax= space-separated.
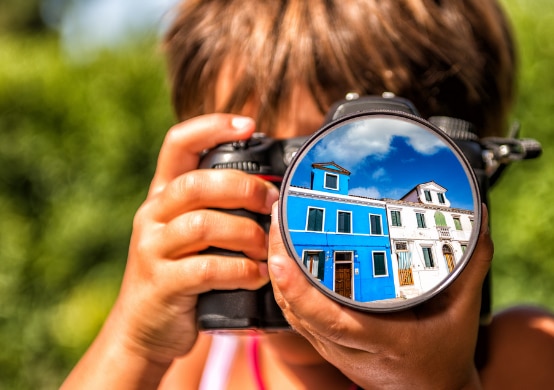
xmin=0 ymin=0 xmax=44 ymax=33
xmin=0 ymin=35 xmax=173 ymax=388
xmin=490 ymin=0 xmax=554 ymax=310
xmin=0 ymin=0 xmax=552 ymax=388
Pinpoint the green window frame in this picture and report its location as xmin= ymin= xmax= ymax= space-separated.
xmin=306 ymin=207 xmax=324 ymax=231
xmin=390 ymin=210 xmax=402 ymax=227
xmin=424 ymin=190 xmax=432 ymax=201
xmin=453 ymin=216 xmax=462 ymax=230
xmin=303 ymin=251 xmax=325 ymax=280
xmin=422 ymin=247 xmax=435 ymax=268
xmin=370 ymin=214 xmax=383 ymax=235
xmin=337 ymin=211 xmax=352 ymax=233
xmin=324 ymin=173 xmax=338 ymax=190
xmin=416 ymin=212 xmax=426 ymax=228
xmin=373 ymin=252 xmax=388 ymax=276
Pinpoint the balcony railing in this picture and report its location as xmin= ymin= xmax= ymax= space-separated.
xmin=436 ymin=226 xmax=451 ymax=239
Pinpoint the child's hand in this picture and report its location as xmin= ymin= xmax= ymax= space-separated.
xmin=62 ymin=114 xmax=279 ymax=389
xmin=105 ymin=115 xmax=277 ymax=362
xmin=268 ymin=203 xmax=493 ymax=389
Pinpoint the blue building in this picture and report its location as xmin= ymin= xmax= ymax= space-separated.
xmin=286 ymin=162 xmax=396 ymax=302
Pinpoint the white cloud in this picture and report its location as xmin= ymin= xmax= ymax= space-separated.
xmin=371 ymin=167 xmax=387 ymax=180
xmin=349 ymin=186 xmax=381 ymax=199
xmin=312 ymin=119 xmax=393 ymax=167
xmin=310 ymin=117 xmax=448 ymax=169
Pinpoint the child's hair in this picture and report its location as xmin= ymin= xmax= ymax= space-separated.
xmin=163 ymin=0 xmax=515 ymax=137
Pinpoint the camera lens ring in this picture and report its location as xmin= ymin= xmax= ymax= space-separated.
xmin=278 ymin=110 xmax=482 ymax=313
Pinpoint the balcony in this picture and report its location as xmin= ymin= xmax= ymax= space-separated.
xmin=436 ymin=226 xmax=451 ymax=239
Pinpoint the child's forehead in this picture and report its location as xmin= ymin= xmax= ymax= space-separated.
xmin=271 ymin=84 xmax=327 ymax=139
xmin=214 ymin=58 xmax=326 ymax=139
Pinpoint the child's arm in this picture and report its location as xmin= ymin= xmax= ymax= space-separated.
xmin=61 ymin=115 xmax=278 ymax=389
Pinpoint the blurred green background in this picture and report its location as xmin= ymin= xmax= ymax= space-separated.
xmin=0 ymin=0 xmax=552 ymax=388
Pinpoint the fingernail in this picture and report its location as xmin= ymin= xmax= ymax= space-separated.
xmin=231 ymin=116 xmax=254 ymax=131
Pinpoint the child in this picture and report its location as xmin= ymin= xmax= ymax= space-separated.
xmin=62 ymin=1 xmax=554 ymax=388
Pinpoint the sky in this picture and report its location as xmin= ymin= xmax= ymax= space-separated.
xmin=288 ymin=116 xmax=477 ymax=211
xmin=42 ymin=0 xmax=180 ymax=60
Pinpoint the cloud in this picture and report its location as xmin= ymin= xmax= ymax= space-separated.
xmin=310 ymin=117 xmax=448 ymax=169
xmin=312 ymin=120 xmax=393 ymax=167
xmin=371 ymin=167 xmax=387 ymax=180
xmin=349 ymin=186 xmax=381 ymax=199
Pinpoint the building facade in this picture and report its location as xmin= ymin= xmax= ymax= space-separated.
xmin=386 ymin=182 xmax=474 ymax=298
xmin=286 ymin=162 xmax=396 ymax=302
xmin=285 ymin=162 xmax=475 ymax=303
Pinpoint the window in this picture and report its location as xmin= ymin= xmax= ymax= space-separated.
xmin=390 ymin=210 xmax=402 ymax=227
xmin=373 ymin=252 xmax=388 ymax=276
xmin=424 ymin=190 xmax=432 ymax=201
xmin=370 ymin=214 xmax=383 ymax=235
xmin=335 ymin=251 xmax=352 ymax=262
xmin=437 ymin=193 xmax=446 ymax=204
xmin=416 ymin=212 xmax=426 ymax=228
xmin=422 ymin=247 xmax=435 ymax=268
xmin=324 ymin=173 xmax=338 ymax=190
xmin=453 ymin=216 xmax=462 ymax=230
xmin=337 ymin=211 xmax=352 ymax=233
xmin=303 ymin=251 xmax=325 ymax=279
xmin=434 ymin=211 xmax=447 ymax=227
xmin=395 ymin=243 xmax=412 ymax=269
xmin=395 ymin=241 xmax=408 ymax=251
xmin=306 ymin=207 xmax=324 ymax=231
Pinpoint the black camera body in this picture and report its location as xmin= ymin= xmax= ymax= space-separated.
xmin=196 ymin=95 xmax=540 ymax=332
xmin=197 ymin=135 xmax=306 ymax=331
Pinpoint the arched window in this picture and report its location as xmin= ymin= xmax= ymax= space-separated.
xmin=434 ymin=211 xmax=447 ymax=227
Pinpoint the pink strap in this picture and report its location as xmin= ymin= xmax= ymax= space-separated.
xmin=248 ymin=336 xmax=266 ymax=390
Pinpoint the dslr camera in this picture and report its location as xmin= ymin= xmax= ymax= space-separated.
xmin=197 ymin=94 xmax=540 ymax=332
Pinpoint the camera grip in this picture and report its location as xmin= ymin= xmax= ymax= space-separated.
xmin=196 ymin=209 xmax=289 ymax=331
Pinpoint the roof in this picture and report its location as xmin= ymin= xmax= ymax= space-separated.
xmin=311 ymin=161 xmax=351 ymax=176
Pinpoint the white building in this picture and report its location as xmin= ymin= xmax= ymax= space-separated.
xmin=385 ymin=181 xmax=475 ymax=298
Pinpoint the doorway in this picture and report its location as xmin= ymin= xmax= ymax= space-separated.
xmin=443 ymin=245 xmax=455 ymax=272
xmin=334 ymin=251 xmax=353 ymax=299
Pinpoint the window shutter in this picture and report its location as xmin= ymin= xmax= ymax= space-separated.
xmin=370 ymin=214 xmax=382 ymax=234
xmin=308 ymin=208 xmax=323 ymax=231
xmin=318 ymin=251 xmax=325 ymax=279
xmin=373 ymin=252 xmax=386 ymax=276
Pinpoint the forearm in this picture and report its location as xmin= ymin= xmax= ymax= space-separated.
xmin=60 ymin=314 xmax=172 ymax=389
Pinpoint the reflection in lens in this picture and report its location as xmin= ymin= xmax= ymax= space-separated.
xmin=281 ymin=115 xmax=479 ymax=310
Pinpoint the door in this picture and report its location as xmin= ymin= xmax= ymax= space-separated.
xmin=443 ymin=245 xmax=455 ymax=272
xmin=334 ymin=263 xmax=352 ymax=298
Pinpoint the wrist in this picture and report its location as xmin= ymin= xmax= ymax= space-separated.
xmin=61 ymin=326 xmax=173 ymax=390
xmin=61 ymin=304 xmax=177 ymax=390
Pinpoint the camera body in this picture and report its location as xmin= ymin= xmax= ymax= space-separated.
xmin=196 ymin=95 xmax=538 ymax=332
xmin=197 ymin=135 xmax=306 ymax=331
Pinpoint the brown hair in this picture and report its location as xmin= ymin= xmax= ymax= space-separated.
xmin=163 ymin=0 xmax=515 ymax=137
